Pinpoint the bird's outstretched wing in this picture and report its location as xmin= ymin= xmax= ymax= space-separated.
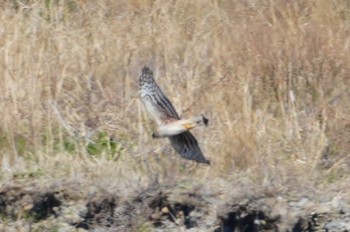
xmin=140 ymin=67 xmax=210 ymax=165
xmin=169 ymin=132 xmax=210 ymax=164
xmin=140 ymin=67 xmax=180 ymax=125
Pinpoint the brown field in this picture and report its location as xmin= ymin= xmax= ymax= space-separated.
xmin=0 ymin=0 xmax=350 ymax=231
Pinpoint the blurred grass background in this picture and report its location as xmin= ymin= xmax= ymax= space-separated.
xmin=0 ymin=0 xmax=349 ymax=196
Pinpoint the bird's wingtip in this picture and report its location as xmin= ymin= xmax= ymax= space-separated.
xmin=142 ymin=66 xmax=152 ymax=74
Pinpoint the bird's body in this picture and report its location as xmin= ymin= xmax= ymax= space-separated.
xmin=153 ymin=115 xmax=208 ymax=138
xmin=140 ymin=67 xmax=210 ymax=164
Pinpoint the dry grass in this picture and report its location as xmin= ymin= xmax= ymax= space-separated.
xmin=0 ymin=0 xmax=350 ymax=222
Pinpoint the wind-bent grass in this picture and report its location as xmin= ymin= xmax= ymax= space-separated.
xmin=0 ymin=0 xmax=349 ymax=206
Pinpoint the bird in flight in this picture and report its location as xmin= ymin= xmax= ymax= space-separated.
xmin=140 ymin=67 xmax=210 ymax=164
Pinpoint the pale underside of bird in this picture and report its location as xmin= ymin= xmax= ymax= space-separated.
xmin=140 ymin=66 xmax=210 ymax=165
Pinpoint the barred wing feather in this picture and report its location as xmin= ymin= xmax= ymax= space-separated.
xmin=169 ymin=132 xmax=210 ymax=164
xmin=140 ymin=67 xmax=179 ymax=125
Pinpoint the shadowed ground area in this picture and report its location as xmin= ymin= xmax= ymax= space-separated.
xmin=0 ymin=178 xmax=349 ymax=231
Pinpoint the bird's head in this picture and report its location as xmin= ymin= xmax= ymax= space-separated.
xmin=201 ymin=115 xmax=209 ymax=126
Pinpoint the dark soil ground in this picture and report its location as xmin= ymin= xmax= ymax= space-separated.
xmin=0 ymin=179 xmax=349 ymax=232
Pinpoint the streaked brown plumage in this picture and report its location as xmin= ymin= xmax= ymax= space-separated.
xmin=140 ymin=67 xmax=210 ymax=164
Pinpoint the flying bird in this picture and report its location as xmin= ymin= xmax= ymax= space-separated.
xmin=140 ymin=67 xmax=210 ymax=164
